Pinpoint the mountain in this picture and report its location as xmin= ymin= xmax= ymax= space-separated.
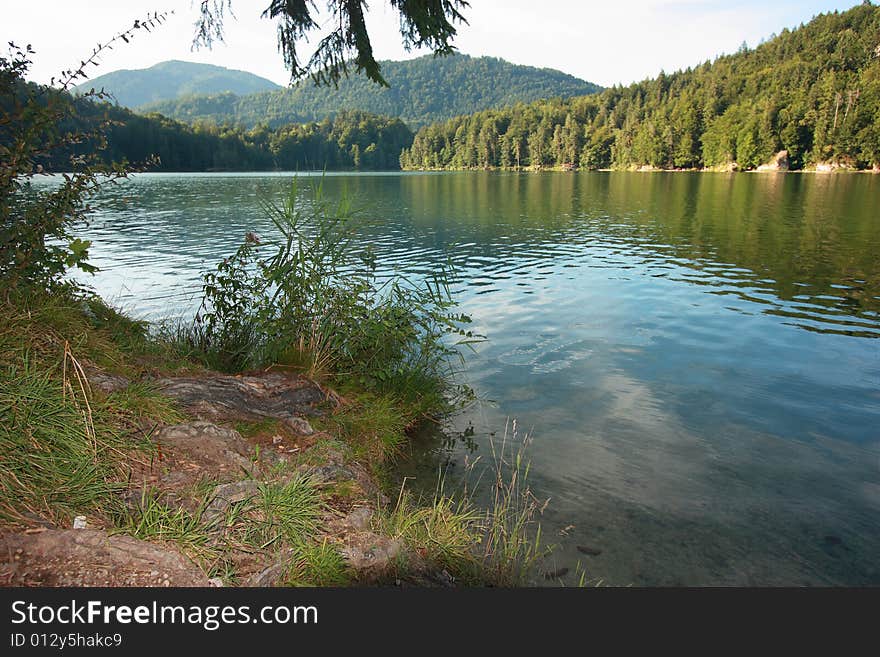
xmin=401 ymin=4 xmax=880 ymax=171
xmin=139 ymin=54 xmax=603 ymax=129
xmin=75 ymin=60 xmax=280 ymax=108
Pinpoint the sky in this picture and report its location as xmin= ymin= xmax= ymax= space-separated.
xmin=0 ymin=0 xmax=865 ymax=88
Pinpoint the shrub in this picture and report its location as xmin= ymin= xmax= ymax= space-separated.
xmin=0 ymin=18 xmax=167 ymax=293
xmin=186 ymin=179 xmax=480 ymax=416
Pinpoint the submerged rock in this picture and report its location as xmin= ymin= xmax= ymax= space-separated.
xmin=542 ymin=566 xmax=570 ymax=580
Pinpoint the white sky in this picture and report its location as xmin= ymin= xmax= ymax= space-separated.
xmin=0 ymin=0 xmax=865 ymax=88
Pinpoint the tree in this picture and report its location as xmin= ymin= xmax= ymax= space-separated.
xmin=194 ymin=0 xmax=469 ymax=87
xmin=1 ymin=14 xmax=169 ymax=291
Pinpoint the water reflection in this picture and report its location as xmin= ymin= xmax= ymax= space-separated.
xmin=58 ymin=171 xmax=880 ymax=585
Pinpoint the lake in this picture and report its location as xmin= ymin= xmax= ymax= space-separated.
xmin=70 ymin=171 xmax=880 ymax=586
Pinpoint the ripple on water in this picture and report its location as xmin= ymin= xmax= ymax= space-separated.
xmin=52 ymin=171 xmax=880 ymax=586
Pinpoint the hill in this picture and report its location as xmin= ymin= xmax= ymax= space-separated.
xmin=139 ymin=54 xmax=602 ymax=130
xmin=75 ymin=60 xmax=280 ymax=108
xmin=401 ymin=4 xmax=880 ymax=171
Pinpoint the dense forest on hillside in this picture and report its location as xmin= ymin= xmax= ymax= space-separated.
xmin=76 ymin=60 xmax=280 ymax=108
xmin=52 ymin=100 xmax=413 ymax=171
xmin=139 ymin=54 xmax=602 ymax=130
xmin=401 ymin=4 xmax=880 ymax=171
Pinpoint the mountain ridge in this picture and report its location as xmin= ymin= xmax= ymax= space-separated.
xmin=75 ymin=60 xmax=281 ymax=108
xmin=137 ymin=54 xmax=603 ymax=130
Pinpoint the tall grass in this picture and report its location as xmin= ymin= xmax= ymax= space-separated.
xmin=473 ymin=419 xmax=546 ymax=585
xmin=0 ymin=359 xmax=129 ymax=525
xmin=379 ymin=419 xmax=546 ymax=586
xmin=0 ymin=288 xmax=180 ymax=527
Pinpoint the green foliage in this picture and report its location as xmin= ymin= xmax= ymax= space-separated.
xmin=401 ymin=4 xmax=880 ymax=171
xmin=285 ymin=540 xmax=352 ymax=587
xmin=97 ymin=107 xmax=412 ymax=171
xmin=1 ymin=15 xmax=173 ymax=290
xmin=184 ymin=179 xmax=477 ymax=414
xmin=139 ymin=54 xmax=602 ymax=131
xmin=0 ymin=45 xmax=127 ymax=289
xmin=76 ymin=60 xmax=280 ymax=108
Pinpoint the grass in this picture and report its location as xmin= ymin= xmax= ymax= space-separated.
xmin=0 ymin=287 xmax=189 ymax=528
xmin=0 ymin=272 xmax=545 ymax=587
xmin=379 ymin=484 xmax=482 ymax=577
xmin=0 ymin=357 xmax=151 ymax=526
xmin=317 ymin=390 xmax=410 ymax=463
xmin=376 ymin=420 xmax=547 ymax=586
xmin=285 ymin=539 xmax=352 ymax=586
xmin=221 ymin=476 xmax=325 ymax=553
xmin=474 ymin=421 xmax=548 ymax=585
xmin=104 ymin=382 xmax=185 ymax=426
xmin=118 ymin=491 xmax=219 ymax=569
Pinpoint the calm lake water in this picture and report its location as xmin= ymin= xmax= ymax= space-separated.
xmin=69 ymin=171 xmax=880 ymax=586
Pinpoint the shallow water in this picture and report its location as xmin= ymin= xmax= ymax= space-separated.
xmin=62 ymin=171 xmax=880 ymax=585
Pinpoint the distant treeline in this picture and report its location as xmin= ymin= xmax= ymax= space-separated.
xmin=41 ymin=99 xmax=413 ymax=171
xmin=401 ymin=3 xmax=880 ymax=171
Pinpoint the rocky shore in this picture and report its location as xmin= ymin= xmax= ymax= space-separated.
xmin=1 ymin=366 xmax=447 ymax=587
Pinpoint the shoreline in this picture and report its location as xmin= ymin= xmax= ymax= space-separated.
xmin=399 ymin=165 xmax=880 ymax=174
xmin=0 ymin=287 xmax=540 ymax=588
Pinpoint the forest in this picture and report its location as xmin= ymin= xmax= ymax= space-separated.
xmin=43 ymin=96 xmax=414 ymax=171
xmin=400 ymin=3 xmax=880 ymax=171
xmin=103 ymin=109 xmax=412 ymax=171
xmin=139 ymin=54 xmax=602 ymax=131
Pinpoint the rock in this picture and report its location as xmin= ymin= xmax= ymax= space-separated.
xmin=208 ymin=577 xmax=225 ymax=587
xmin=309 ymin=464 xmax=356 ymax=484
xmin=212 ymin=480 xmax=261 ymax=504
xmin=708 ymin=161 xmax=739 ymax=173
xmin=85 ymin=368 xmax=131 ymax=394
xmin=152 ymin=422 xmax=257 ymax=479
xmin=542 ymin=566 xmax=570 ymax=580
xmin=340 ymin=534 xmax=404 ymax=577
xmin=342 ymin=507 xmax=373 ymax=532
xmin=72 ymin=516 xmax=88 ymax=530
xmin=815 ymin=159 xmax=855 ymax=173
xmin=284 ymin=416 xmax=314 ymax=435
xmin=757 ymin=150 xmax=789 ymax=171
xmin=245 ymin=559 xmax=292 ymax=587
xmin=0 ymin=530 xmax=210 ymax=586
xmin=156 ymin=373 xmax=326 ymax=426
xmin=205 ymin=480 xmax=261 ymax=520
